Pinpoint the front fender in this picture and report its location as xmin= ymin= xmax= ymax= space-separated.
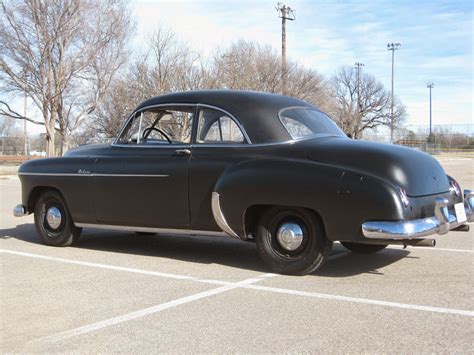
xmin=18 ymin=157 xmax=95 ymax=223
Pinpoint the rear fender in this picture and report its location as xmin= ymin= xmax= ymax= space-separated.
xmin=213 ymin=159 xmax=403 ymax=241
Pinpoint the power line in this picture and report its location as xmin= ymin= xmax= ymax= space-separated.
xmin=276 ymin=2 xmax=295 ymax=95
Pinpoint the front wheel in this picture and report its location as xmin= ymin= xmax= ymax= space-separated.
xmin=256 ymin=207 xmax=332 ymax=275
xmin=34 ymin=190 xmax=82 ymax=246
xmin=341 ymin=242 xmax=387 ymax=254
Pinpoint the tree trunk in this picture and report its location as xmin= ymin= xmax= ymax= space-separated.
xmin=45 ymin=134 xmax=55 ymax=157
xmin=59 ymin=133 xmax=69 ymax=156
xmin=44 ymin=112 xmax=56 ymax=157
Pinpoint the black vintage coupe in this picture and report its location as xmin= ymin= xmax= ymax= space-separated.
xmin=14 ymin=90 xmax=473 ymax=275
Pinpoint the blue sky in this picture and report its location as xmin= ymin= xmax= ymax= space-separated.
xmin=133 ymin=0 xmax=473 ymax=128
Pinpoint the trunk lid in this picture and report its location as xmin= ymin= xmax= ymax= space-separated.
xmin=301 ymin=137 xmax=449 ymax=197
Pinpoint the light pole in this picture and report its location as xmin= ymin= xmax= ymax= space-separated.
xmin=276 ymin=2 xmax=295 ymax=95
xmin=387 ymin=42 xmax=401 ymax=143
xmin=354 ymin=62 xmax=364 ymax=110
xmin=427 ymin=82 xmax=434 ymax=142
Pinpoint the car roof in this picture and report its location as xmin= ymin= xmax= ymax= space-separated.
xmin=135 ymin=90 xmax=316 ymax=144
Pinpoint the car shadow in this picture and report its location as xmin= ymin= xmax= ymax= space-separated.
xmin=1 ymin=224 xmax=410 ymax=277
xmin=316 ymin=246 xmax=410 ymax=277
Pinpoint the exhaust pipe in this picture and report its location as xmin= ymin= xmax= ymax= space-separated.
xmin=407 ymin=239 xmax=436 ymax=247
xmin=355 ymin=238 xmax=436 ymax=247
xmin=452 ymin=224 xmax=470 ymax=232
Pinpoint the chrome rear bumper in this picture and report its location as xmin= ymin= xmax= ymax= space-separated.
xmin=362 ymin=189 xmax=473 ymax=240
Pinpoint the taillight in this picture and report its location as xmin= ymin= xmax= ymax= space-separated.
xmin=449 ymin=179 xmax=461 ymax=197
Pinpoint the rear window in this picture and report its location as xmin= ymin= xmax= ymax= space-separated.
xmin=279 ymin=107 xmax=346 ymax=140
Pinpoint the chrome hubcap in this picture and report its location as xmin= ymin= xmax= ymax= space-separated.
xmin=46 ymin=207 xmax=62 ymax=230
xmin=276 ymin=222 xmax=303 ymax=251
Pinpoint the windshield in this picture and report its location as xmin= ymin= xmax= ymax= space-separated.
xmin=279 ymin=107 xmax=346 ymax=140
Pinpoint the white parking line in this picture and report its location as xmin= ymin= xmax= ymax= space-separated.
xmin=382 ymin=245 xmax=473 ymax=253
xmin=34 ymin=273 xmax=276 ymax=343
xmin=334 ymin=242 xmax=474 ymax=253
xmin=2 ymin=247 xmax=474 ymax=331
xmin=405 ymin=246 xmax=473 ymax=253
xmin=244 ymin=284 xmax=474 ymax=317
xmin=0 ymin=249 xmax=231 ymax=286
xmin=334 ymin=243 xmax=474 ymax=254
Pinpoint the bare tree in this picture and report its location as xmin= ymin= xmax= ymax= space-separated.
xmin=331 ymin=66 xmax=406 ymax=139
xmin=0 ymin=0 xmax=133 ymax=156
xmin=212 ymin=41 xmax=281 ymax=92
xmin=91 ymin=35 xmax=336 ymax=141
xmin=91 ymin=27 xmax=210 ymax=137
xmin=0 ymin=116 xmax=18 ymax=137
xmin=211 ymin=40 xmax=331 ymax=111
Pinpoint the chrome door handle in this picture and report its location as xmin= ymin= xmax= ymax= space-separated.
xmin=174 ymin=149 xmax=191 ymax=156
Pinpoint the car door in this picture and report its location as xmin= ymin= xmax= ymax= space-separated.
xmin=189 ymin=105 xmax=253 ymax=231
xmin=93 ymin=105 xmax=195 ymax=229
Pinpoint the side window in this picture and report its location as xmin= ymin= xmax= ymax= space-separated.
xmin=196 ymin=107 xmax=246 ymax=144
xmin=118 ymin=107 xmax=194 ymax=145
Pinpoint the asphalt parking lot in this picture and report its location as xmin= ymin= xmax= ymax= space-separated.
xmin=1 ymin=157 xmax=473 ymax=353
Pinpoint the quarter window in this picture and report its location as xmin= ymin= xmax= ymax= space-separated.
xmin=196 ymin=108 xmax=245 ymax=144
xmin=118 ymin=107 xmax=194 ymax=145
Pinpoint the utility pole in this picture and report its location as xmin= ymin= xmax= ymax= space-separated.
xmin=354 ymin=62 xmax=364 ymax=110
xmin=427 ymin=82 xmax=434 ymax=142
xmin=387 ymin=42 xmax=401 ymax=143
xmin=276 ymin=2 xmax=295 ymax=95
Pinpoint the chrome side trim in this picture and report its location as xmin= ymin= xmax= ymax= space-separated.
xmin=92 ymin=173 xmax=169 ymax=178
xmin=211 ymin=192 xmax=240 ymax=239
xmin=13 ymin=204 xmax=27 ymax=217
xmin=19 ymin=172 xmax=169 ymax=178
xmin=362 ymin=193 xmax=473 ymax=239
xmin=19 ymin=172 xmax=86 ymax=176
xmin=74 ymin=223 xmax=228 ymax=238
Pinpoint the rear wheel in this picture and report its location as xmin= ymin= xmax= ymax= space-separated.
xmin=34 ymin=190 xmax=82 ymax=246
xmin=341 ymin=242 xmax=387 ymax=254
xmin=256 ymin=207 xmax=332 ymax=275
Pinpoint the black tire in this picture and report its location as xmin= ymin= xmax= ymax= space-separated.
xmin=135 ymin=232 xmax=157 ymax=236
xmin=256 ymin=207 xmax=332 ymax=275
xmin=34 ymin=190 xmax=82 ymax=247
xmin=341 ymin=242 xmax=387 ymax=254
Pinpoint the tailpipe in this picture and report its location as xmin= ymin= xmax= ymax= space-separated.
xmin=407 ymin=238 xmax=436 ymax=247
xmin=361 ymin=238 xmax=436 ymax=247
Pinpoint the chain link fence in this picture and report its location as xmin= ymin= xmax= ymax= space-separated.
xmin=362 ymin=124 xmax=473 ymax=155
